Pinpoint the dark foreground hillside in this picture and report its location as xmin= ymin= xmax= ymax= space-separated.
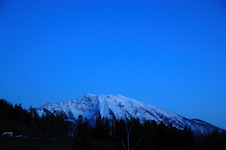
xmin=0 ymin=136 xmax=73 ymax=150
xmin=0 ymin=136 xmax=120 ymax=150
xmin=0 ymin=99 xmax=226 ymax=150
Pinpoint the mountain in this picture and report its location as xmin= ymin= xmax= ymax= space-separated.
xmin=35 ymin=94 xmax=224 ymax=135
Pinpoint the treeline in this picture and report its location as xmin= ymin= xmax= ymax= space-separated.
xmin=0 ymin=99 xmax=69 ymax=137
xmin=1 ymin=99 xmax=226 ymax=150
xmin=74 ymin=116 xmax=226 ymax=150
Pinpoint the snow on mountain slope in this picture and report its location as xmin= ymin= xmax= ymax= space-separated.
xmin=35 ymin=94 xmax=224 ymax=135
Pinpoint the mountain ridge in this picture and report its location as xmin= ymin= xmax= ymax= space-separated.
xmin=35 ymin=94 xmax=224 ymax=135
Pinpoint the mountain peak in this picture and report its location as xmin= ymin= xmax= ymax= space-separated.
xmin=83 ymin=94 xmax=127 ymax=100
xmin=35 ymin=94 xmax=224 ymax=135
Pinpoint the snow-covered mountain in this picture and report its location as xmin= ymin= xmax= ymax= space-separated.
xmin=35 ymin=94 xmax=224 ymax=135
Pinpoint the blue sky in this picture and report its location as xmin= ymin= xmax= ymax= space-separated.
xmin=0 ymin=0 xmax=225 ymax=129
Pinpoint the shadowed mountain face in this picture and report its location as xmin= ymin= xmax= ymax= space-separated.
xmin=35 ymin=94 xmax=224 ymax=135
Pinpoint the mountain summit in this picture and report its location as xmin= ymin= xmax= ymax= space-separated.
xmin=36 ymin=94 xmax=224 ymax=135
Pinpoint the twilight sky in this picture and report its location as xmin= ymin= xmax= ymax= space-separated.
xmin=0 ymin=0 xmax=225 ymax=129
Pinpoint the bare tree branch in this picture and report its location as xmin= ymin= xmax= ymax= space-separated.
xmin=124 ymin=122 xmax=129 ymax=150
xmin=122 ymin=121 xmax=136 ymax=150
xmin=122 ymin=119 xmax=145 ymax=150
xmin=122 ymin=140 xmax=126 ymax=150
xmin=131 ymin=134 xmax=146 ymax=150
